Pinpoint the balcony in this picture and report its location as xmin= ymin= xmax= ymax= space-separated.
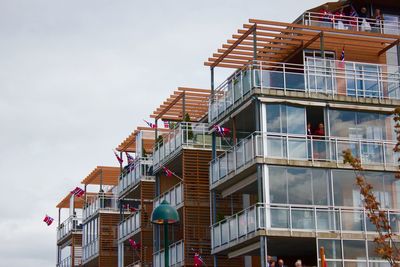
xmin=118 ymin=210 xmax=141 ymax=241
xmin=82 ymin=237 xmax=99 ymax=262
xmin=154 ymin=182 xmax=184 ymax=210
xmin=209 ymin=58 xmax=400 ymax=122
xmin=57 ymin=215 xmax=82 ymax=242
xmin=118 ymin=157 xmax=154 ymax=196
xmin=153 ymin=122 xmax=226 ymax=170
xmin=297 ymin=12 xmax=400 ymax=35
xmin=153 ymin=240 xmax=184 ymax=267
xmin=211 ymin=203 xmax=400 ymax=252
xmin=83 ymin=195 xmax=119 ymax=221
xmin=210 ymin=132 xmax=399 ymax=187
xmin=57 ymin=255 xmax=82 ymax=267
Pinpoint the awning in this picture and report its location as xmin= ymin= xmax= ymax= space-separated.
xmin=81 ymin=166 xmax=120 ymax=186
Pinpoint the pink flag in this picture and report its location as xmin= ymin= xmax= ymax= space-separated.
xmin=144 ymin=120 xmax=157 ymax=129
xmin=163 ymin=121 xmax=169 ymax=128
xmin=114 ymin=150 xmax=123 ymax=164
xmin=71 ymin=187 xmax=85 ymax=198
xmin=125 ymin=152 xmax=135 ymax=164
xmin=162 ymin=166 xmax=173 ymax=177
xmin=194 ymin=252 xmax=205 ymax=266
xmin=43 ymin=215 xmax=54 ymax=226
xmin=128 ymin=239 xmax=141 ymax=250
xmin=214 ymin=125 xmax=230 ymax=137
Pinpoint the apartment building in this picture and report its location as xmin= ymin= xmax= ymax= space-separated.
xmin=206 ymin=1 xmax=400 ymax=267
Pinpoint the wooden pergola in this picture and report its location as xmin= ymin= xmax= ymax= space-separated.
xmin=204 ymin=18 xmax=400 ymax=69
xmin=116 ymin=126 xmax=170 ymax=153
xmin=81 ymin=166 xmax=120 ymax=186
xmin=56 ymin=192 xmax=97 ymax=209
xmin=150 ymin=87 xmax=211 ymax=122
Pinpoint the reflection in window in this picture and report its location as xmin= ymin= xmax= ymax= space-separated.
xmin=266 ymin=104 xmax=305 ymax=135
xmin=329 ymin=109 xmax=393 ymax=141
xmin=333 ymin=170 xmax=400 ymax=209
xmin=269 ymin=166 xmax=330 ymax=205
xmin=343 ymin=240 xmax=366 ymax=260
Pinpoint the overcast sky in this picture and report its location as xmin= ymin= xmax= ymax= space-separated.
xmin=0 ymin=0 xmax=327 ymax=266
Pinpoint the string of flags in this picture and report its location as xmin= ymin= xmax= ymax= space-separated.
xmin=43 ymin=215 xmax=54 ymax=226
xmin=71 ymin=186 xmax=85 ymax=198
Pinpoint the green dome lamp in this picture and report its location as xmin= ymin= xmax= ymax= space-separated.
xmin=151 ymin=200 xmax=180 ymax=267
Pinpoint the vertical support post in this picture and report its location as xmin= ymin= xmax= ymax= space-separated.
xmin=99 ymin=169 xmax=103 ymax=193
xmin=260 ymin=236 xmax=268 ymax=267
xmin=211 ymin=66 xmax=218 ymax=267
xmin=182 ymin=92 xmax=186 ymax=119
xmin=397 ymin=44 xmax=400 ymax=66
xmin=320 ymin=32 xmax=325 ymax=58
xmin=155 ymin=118 xmax=159 ymax=143
xmin=253 ymin=25 xmax=257 ymax=61
xmin=58 ymin=208 xmax=61 ymax=227
xmin=164 ymin=223 xmax=169 ymax=267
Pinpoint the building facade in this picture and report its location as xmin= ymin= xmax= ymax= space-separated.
xmin=55 ymin=1 xmax=400 ymax=266
xmin=207 ymin=1 xmax=400 ymax=267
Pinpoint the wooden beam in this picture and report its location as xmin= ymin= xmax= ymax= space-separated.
xmin=378 ymin=39 xmax=400 ymax=56
xmin=211 ymin=23 xmax=256 ymax=68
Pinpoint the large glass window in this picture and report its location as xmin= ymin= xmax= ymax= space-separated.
xmin=343 ymin=240 xmax=366 ymax=260
xmin=266 ymin=104 xmax=306 ymax=135
xmin=332 ymin=170 xmax=400 ymax=209
xmin=329 ymin=109 xmax=394 ymax=141
xmin=269 ymin=166 xmax=331 ymax=205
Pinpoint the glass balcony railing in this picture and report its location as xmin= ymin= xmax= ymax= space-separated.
xmin=57 ymin=215 xmax=82 ymax=241
xmin=209 ymin=58 xmax=400 ymax=122
xmin=211 ymin=203 xmax=400 ymax=250
xmin=153 ymin=240 xmax=184 ymax=267
xmin=83 ymin=195 xmax=119 ymax=221
xmin=82 ymin=237 xmax=99 ymax=262
xmin=297 ymin=12 xmax=400 ymax=35
xmin=57 ymin=255 xmax=82 ymax=267
xmin=154 ymin=182 xmax=184 ymax=210
xmin=210 ymin=132 xmax=399 ymax=185
xmin=118 ymin=157 xmax=154 ymax=195
xmin=118 ymin=210 xmax=141 ymax=240
xmin=153 ymin=122 xmax=227 ymax=169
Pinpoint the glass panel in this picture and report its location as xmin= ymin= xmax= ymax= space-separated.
xmin=288 ymin=138 xmax=307 ymax=159
xmin=269 ymin=167 xmax=288 ymax=204
xmin=317 ymin=210 xmax=339 ymax=231
xmin=229 ymin=217 xmax=238 ymax=241
xmin=318 ymin=239 xmax=342 ymax=259
xmin=343 ymin=240 xmax=367 ymax=260
xmin=291 ymin=209 xmax=314 ymax=229
xmin=238 ymin=213 xmax=247 ymax=236
xmin=270 ymin=207 xmax=289 ymax=229
xmin=288 ymin=168 xmax=312 ymax=205
xmin=267 ymin=136 xmax=285 ymax=158
xmin=286 ymin=72 xmax=305 ymax=91
xmin=341 ymin=210 xmax=364 ymax=231
xmin=287 ymin=106 xmax=306 ymax=134
xmin=221 ymin=222 xmax=229 ymax=245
